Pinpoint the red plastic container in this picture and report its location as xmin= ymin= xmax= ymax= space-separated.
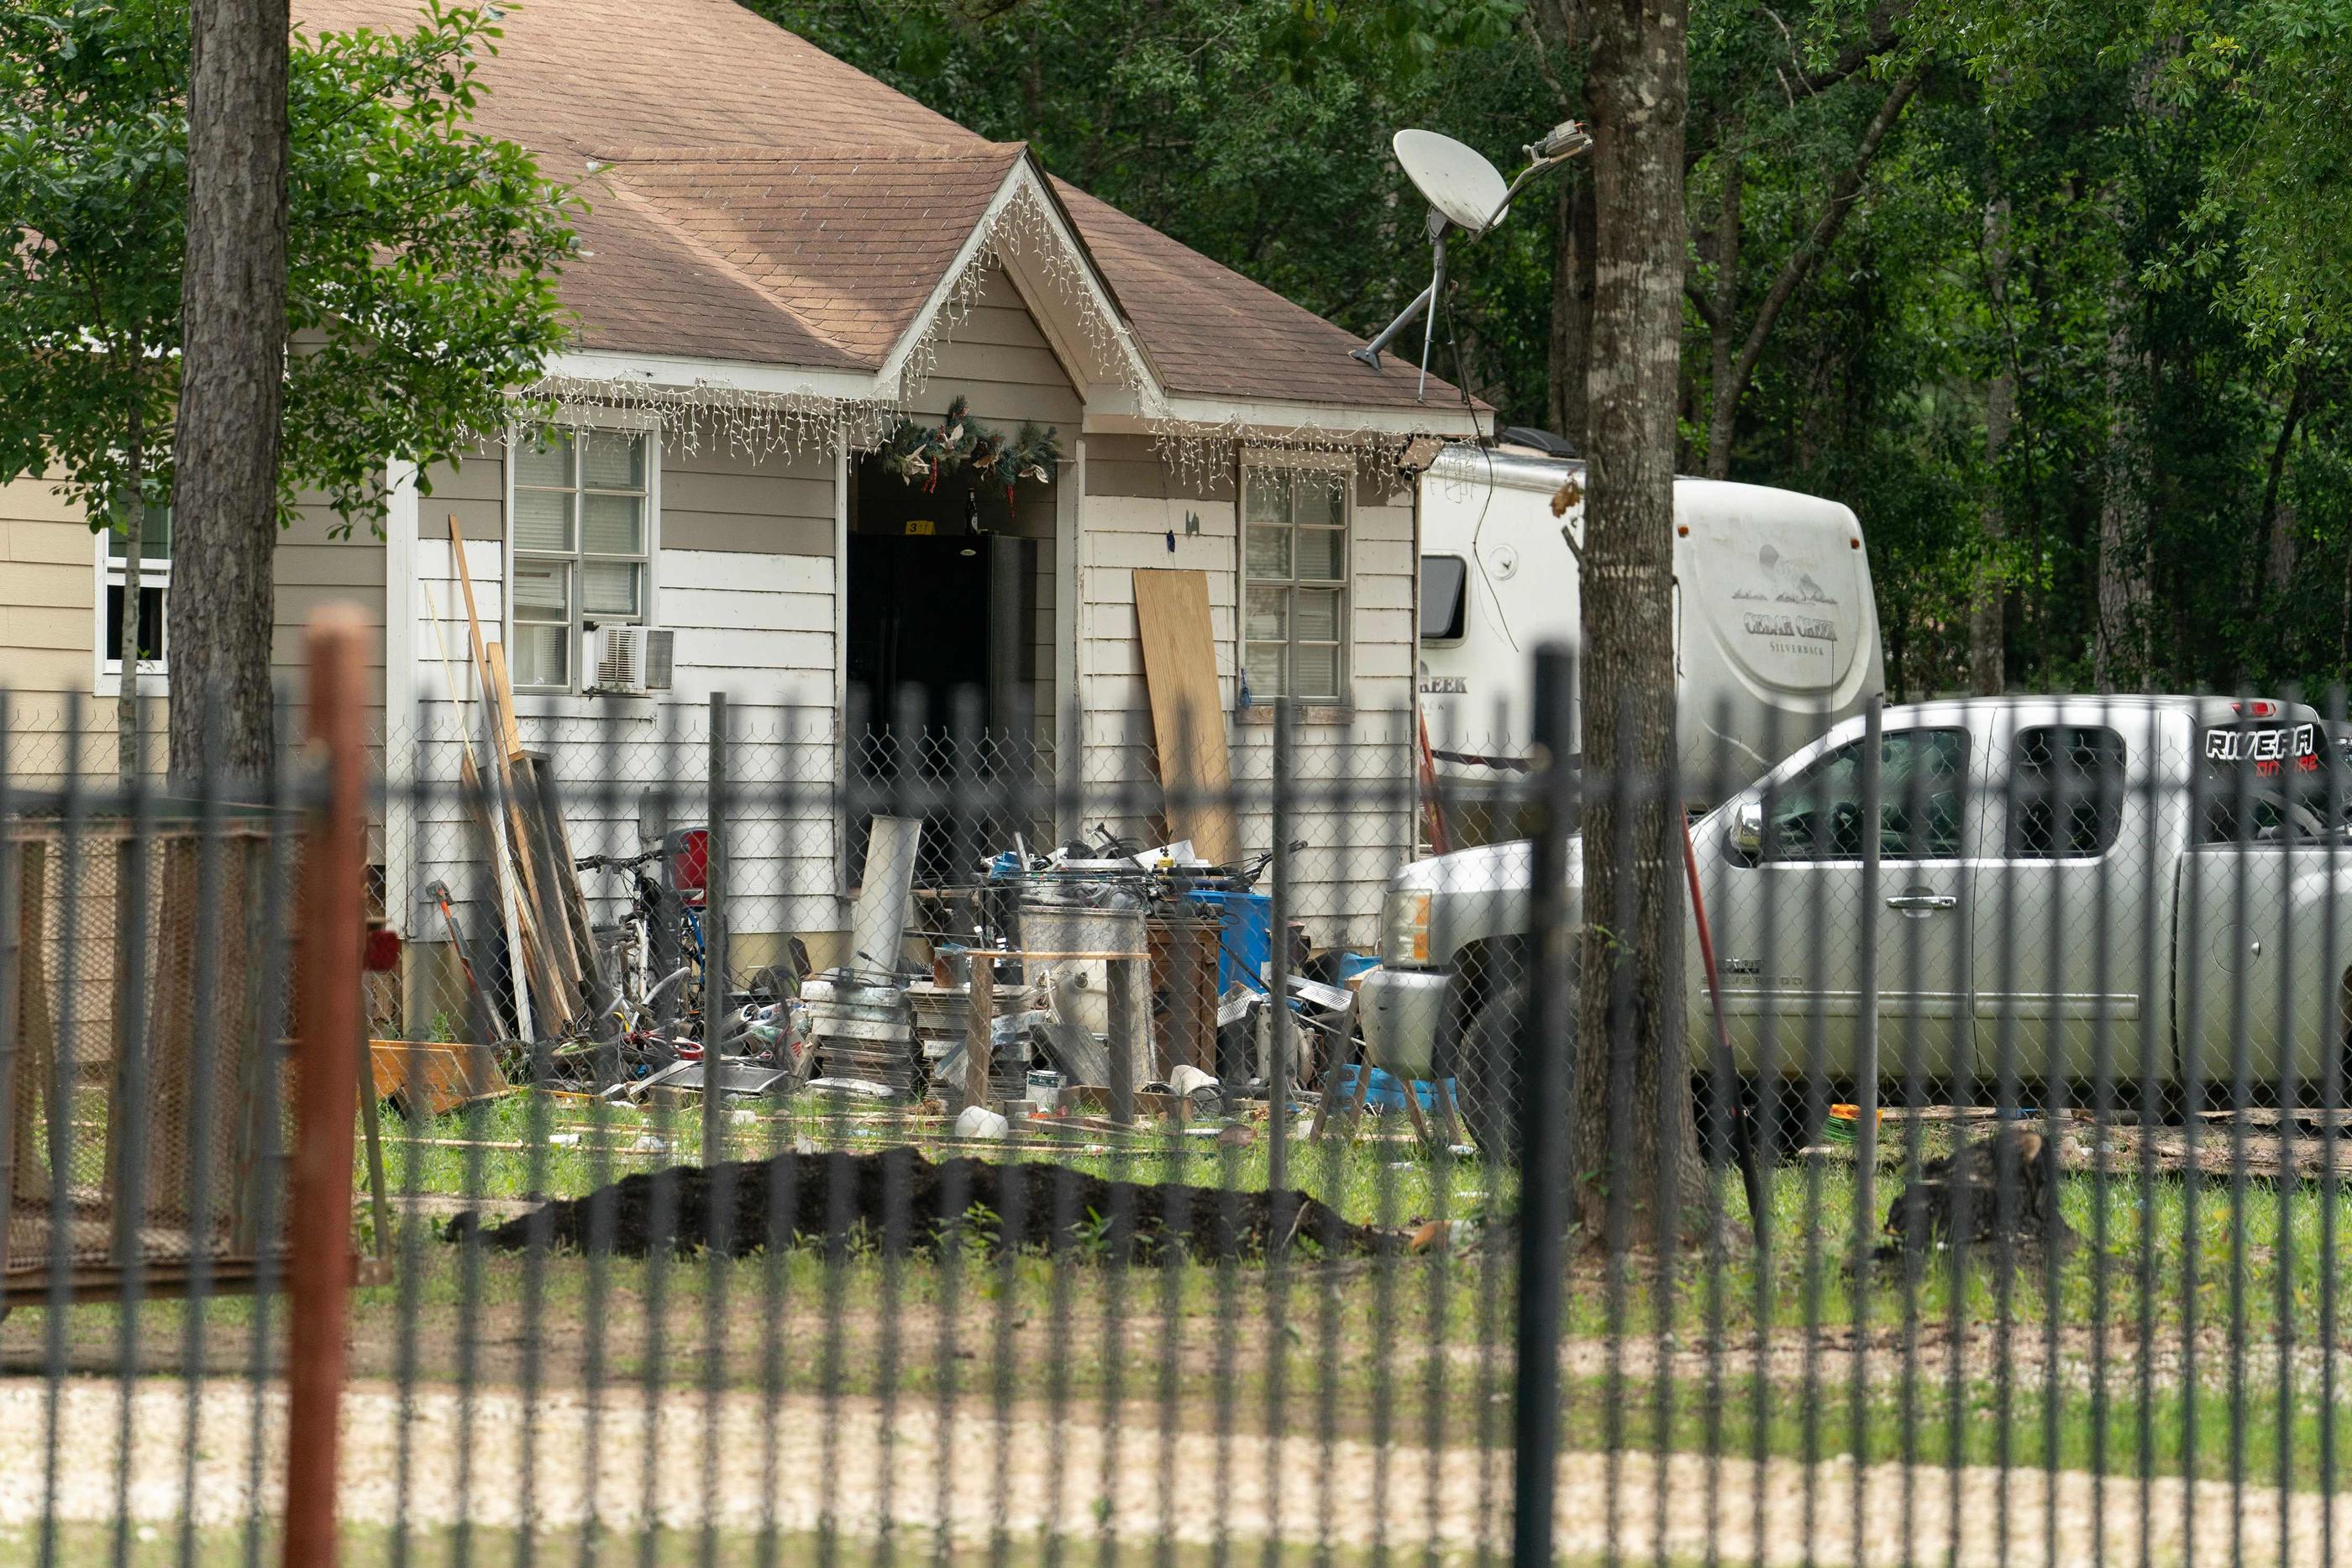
xmin=669 ymin=827 xmax=709 ymax=892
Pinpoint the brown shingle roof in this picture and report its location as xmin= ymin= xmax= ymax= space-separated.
xmin=597 ymin=148 xmax=1023 ymax=366
xmin=1052 ymin=180 xmax=1463 ymax=410
xmin=297 ymin=0 xmax=1466 ymax=412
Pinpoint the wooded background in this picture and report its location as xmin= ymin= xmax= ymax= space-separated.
xmin=759 ymin=0 xmax=2352 ymax=701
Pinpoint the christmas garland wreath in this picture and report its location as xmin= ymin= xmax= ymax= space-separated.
xmin=879 ymin=396 xmax=1062 ymax=506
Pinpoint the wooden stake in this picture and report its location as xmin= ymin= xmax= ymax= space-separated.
xmin=963 ymin=960 xmax=993 ymax=1112
xmin=283 ymin=607 xmax=370 ymax=1568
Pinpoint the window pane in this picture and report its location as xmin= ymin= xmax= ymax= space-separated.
xmin=1245 ymin=585 xmax=1287 ymax=642
xmin=512 ymin=489 xmax=575 ymax=553
xmin=1292 ymin=473 xmax=1346 ymax=528
xmin=1768 ymin=729 xmax=1967 ymax=861
xmin=2011 ymin=726 xmax=2126 ymax=857
xmin=1244 ymin=469 xmax=1289 ymax=527
xmin=1295 ymin=588 xmax=1341 ymax=642
xmin=1294 ymin=642 xmax=1340 ymax=701
xmin=511 ymin=559 xmax=570 ymax=617
xmin=1294 ymin=527 xmax=1344 ymax=583
xmin=581 ymin=431 xmax=645 ymax=490
xmin=107 ymin=504 xmax=171 ymax=561
xmin=515 ymin=432 xmax=574 ymax=489
xmin=104 ymin=583 xmax=166 ymax=663
xmin=1246 ymin=526 xmax=1291 ymax=581
xmin=582 ymin=493 xmax=643 ymax=556
xmin=512 ymin=621 xmax=569 ymax=689
xmin=1421 ymin=554 xmax=1467 ymax=639
xmin=582 ymin=559 xmax=641 ymax=618
xmin=1245 ymin=642 xmax=1285 ymax=698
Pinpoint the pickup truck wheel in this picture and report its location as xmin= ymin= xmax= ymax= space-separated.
xmin=1457 ymin=978 xmax=1530 ymax=1165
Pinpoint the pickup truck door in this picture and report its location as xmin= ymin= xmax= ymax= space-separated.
xmin=1700 ymin=723 xmax=1976 ymax=1083
xmin=1969 ymin=718 xmax=2156 ymax=1087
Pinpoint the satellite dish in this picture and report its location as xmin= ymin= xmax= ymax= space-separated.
xmin=1352 ymin=121 xmax=1588 ymax=391
xmin=1393 ymin=129 xmax=1512 ymax=237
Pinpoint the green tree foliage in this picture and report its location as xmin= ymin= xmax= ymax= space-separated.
xmin=0 ymin=0 xmax=581 ymax=533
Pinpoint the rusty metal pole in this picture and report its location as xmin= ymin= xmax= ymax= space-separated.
xmin=283 ymin=607 xmax=370 ymax=1568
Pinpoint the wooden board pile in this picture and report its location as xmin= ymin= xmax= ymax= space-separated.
xmin=427 ymin=513 xmax=606 ymax=1043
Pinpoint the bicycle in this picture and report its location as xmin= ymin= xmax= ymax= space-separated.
xmin=570 ymin=829 xmax=710 ymax=1078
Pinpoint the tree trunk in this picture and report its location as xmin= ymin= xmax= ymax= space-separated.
xmin=1968 ymin=197 xmax=2012 ymax=696
xmin=1701 ymin=144 xmax=1742 ymax=479
xmin=1547 ymin=171 xmax=1598 ymax=448
xmin=1574 ymin=0 xmax=1704 ymax=1250
xmin=1705 ymin=66 xmax=1922 ymax=482
xmin=2258 ymin=369 xmax=2310 ymax=605
xmin=168 ymin=0 xmax=291 ymax=779
xmin=2093 ymin=241 xmax=2152 ymax=692
xmin=117 ymin=384 xmax=145 ymax=779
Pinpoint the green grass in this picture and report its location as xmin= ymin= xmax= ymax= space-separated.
xmin=359 ymin=1090 xmax=2352 ymax=1345
xmin=15 ymin=1090 xmax=2352 ymax=1520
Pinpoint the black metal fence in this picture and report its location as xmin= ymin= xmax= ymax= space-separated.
xmin=8 ymin=651 xmax=2352 ymax=1565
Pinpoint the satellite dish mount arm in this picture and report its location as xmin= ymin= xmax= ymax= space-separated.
xmin=1351 ymin=210 xmax=1448 ymax=381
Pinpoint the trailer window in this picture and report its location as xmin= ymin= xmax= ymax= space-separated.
xmin=2008 ymin=726 xmax=2126 ymax=858
xmin=1420 ymin=554 xmax=1467 ymax=641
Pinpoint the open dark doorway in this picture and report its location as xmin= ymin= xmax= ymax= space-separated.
xmin=847 ymin=450 xmax=1054 ymax=885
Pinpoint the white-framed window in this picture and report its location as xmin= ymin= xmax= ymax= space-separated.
xmin=507 ymin=422 xmax=655 ymax=692
xmin=1242 ymin=459 xmax=1350 ymax=703
xmin=97 ymin=503 xmax=171 ymax=689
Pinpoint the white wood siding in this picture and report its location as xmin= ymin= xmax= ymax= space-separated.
xmin=396 ymin=438 xmax=844 ymax=966
xmin=1074 ymin=438 xmax=1416 ymax=948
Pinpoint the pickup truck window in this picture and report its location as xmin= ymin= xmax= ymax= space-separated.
xmin=2008 ymin=726 xmax=2126 ymax=858
xmin=2196 ymin=721 xmax=2343 ymax=842
xmin=1762 ymin=728 xmax=1968 ymax=862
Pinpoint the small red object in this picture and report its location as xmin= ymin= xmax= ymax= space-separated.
xmin=362 ymin=925 xmax=402 ymax=973
xmin=670 ymin=828 xmax=709 ymax=891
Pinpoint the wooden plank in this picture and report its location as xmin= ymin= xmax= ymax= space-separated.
xmin=368 ymin=1039 xmax=508 ymax=1118
xmin=446 ymin=514 xmax=523 ymax=763
xmin=1131 ymin=569 xmax=1240 ymax=865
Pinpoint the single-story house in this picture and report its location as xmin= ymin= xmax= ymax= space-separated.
xmin=0 ymin=0 xmax=1484 ymax=1030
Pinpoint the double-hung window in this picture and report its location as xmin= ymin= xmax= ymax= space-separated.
xmin=1243 ymin=462 xmax=1350 ymax=703
xmin=101 ymin=503 xmax=171 ymax=682
xmin=511 ymin=427 xmax=651 ymax=691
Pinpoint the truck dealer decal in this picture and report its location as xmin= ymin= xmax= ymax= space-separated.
xmin=2202 ymin=721 xmax=2320 ymax=765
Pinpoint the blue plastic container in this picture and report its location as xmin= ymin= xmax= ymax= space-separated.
xmin=1335 ymin=1063 xmax=1455 ymax=1114
xmin=1181 ymin=887 xmax=1273 ymax=995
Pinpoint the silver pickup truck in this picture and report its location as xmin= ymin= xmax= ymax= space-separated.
xmin=1359 ymin=695 xmax=2352 ymax=1149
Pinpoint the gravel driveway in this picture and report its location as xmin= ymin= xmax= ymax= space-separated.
xmin=3 ymin=1376 xmax=2348 ymax=1565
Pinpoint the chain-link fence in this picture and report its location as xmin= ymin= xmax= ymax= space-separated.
xmin=9 ymin=663 xmax=2352 ymax=1564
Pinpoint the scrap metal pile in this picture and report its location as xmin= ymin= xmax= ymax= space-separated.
xmin=555 ymin=813 xmax=1383 ymax=1133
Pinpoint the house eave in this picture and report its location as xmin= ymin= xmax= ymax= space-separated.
xmin=1084 ymin=394 xmax=1487 ymax=443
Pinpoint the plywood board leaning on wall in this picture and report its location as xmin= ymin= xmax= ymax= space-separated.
xmin=1131 ymin=569 xmax=1239 ymax=866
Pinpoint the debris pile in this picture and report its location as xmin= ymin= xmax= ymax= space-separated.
xmin=1876 ymin=1126 xmax=2076 ymax=1265
xmin=448 ymin=1146 xmax=1399 ymax=1263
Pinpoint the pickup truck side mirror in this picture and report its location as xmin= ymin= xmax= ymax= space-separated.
xmin=1728 ymin=799 xmax=1765 ymax=861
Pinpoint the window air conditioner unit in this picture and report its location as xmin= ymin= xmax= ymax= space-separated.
xmin=592 ymin=625 xmax=675 ymax=695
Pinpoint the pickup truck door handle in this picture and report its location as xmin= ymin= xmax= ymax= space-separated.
xmin=1886 ymin=889 xmax=1958 ymax=913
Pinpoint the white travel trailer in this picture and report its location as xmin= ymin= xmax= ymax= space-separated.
xmin=1417 ymin=441 xmax=1885 ymax=810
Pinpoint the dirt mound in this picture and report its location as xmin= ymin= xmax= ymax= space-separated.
xmin=447 ymin=1147 xmax=1398 ymax=1264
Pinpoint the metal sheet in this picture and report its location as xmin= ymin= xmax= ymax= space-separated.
xmin=848 ymin=815 xmax=924 ymax=978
